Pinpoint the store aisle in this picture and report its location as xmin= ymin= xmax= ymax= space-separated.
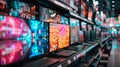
xmin=108 ymin=39 xmax=120 ymax=67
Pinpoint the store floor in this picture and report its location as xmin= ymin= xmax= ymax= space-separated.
xmin=108 ymin=39 xmax=120 ymax=67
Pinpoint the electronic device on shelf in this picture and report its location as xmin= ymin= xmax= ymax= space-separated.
xmin=39 ymin=6 xmax=68 ymax=24
xmin=0 ymin=15 xmax=49 ymax=66
xmin=70 ymin=18 xmax=80 ymax=45
xmin=0 ymin=16 xmax=30 ymax=66
xmin=49 ymin=23 xmax=76 ymax=57
xmin=22 ymin=57 xmax=60 ymax=67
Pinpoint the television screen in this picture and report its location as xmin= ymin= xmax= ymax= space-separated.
xmin=81 ymin=22 xmax=87 ymax=31
xmin=80 ymin=0 xmax=87 ymax=17
xmin=0 ymin=0 xmax=9 ymax=15
xmin=60 ymin=16 xmax=69 ymax=24
xmin=70 ymin=18 xmax=80 ymax=44
xmin=79 ymin=31 xmax=84 ymax=43
xmin=9 ymin=0 xmax=38 ymax=19
xmin=49 ymin=23 xmax=70 ymax=52
xmin=88 ymin=24 xmax=92 ymax=31
xmin=88 ymin=7 xmax=93 ymax=21
xmin=0 ymin=15 xmax=30 ymax=39
xmin=25 ymin=20 xmax=49 ymax=58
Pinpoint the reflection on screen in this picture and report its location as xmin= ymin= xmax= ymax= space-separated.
xmin=0 ymin=16 xmax=49 ymax=65
xmin=70 ymin=18 xmax=80 ymax=44
xmin=50 ymin=23 xmax=70 ymax=52
xmin=0 ymin=40 xmax=29 ymax=65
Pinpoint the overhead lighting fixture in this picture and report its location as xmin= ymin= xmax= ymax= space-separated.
xmin=112 ymin=1 xmax=115 ymax=3
xmin=112 ymin=8 xmax=115 ymax=10
xmin=112 ymin=5 xmax=115 ymax=7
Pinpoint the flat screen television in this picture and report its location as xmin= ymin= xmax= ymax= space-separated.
xmin=0 ymin=16 xmax=30 ymax=66
xmin=49 ymin=23 xmax=70 ymax=52
xmin=87 ymin=7 xmax=93 ymax=22
xmin=9 ymin=0 xmax=38 ymax=19
xmin=25 ymin=19 xmax=49 ymax=58
xmin=79 ymin=30 xmax=84 ymax=43
xmin=0 ymin=0 xmax=9 ymax=15
xmin=81 ymin=22 xmax=87 ymax=31
xmin=80 ymin=0 xmax=87 ymax=17
xmin=88 ymin=24 xmax=92 ymax=31
xmin=70 ymin=18 xmax=80 ymax=44
xmin=0 ymin=15 xmax=30 ymax=39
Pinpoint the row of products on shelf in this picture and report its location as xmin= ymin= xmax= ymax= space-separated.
xmin=0 ymin=15 xmax=108 ymax=66
xmin=0 ymin=0 xmax=105 ymax=25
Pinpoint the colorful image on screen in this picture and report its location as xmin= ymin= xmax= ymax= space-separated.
xmin=70 ymin=18 xmax=80 ymax=44
xmin=80 ymin=0 xmax=87 ymax=17
xmin=81 ymin=22 xmax=87 ymax=31
xmin=79 ymin=31 xmax=84 ymax=43
xmin=50 ymin=23 xmax=70 ymax=52
xmin=0 ymin=40 xmax=30 ymax=65
xmin=9 ymin=0 xmax=37 ymax=19
xmin=88 ymin=7 xmax=93 ymax=21
xmin=0 ymin=15 xmax=30 ymax=39
xmin=25 ymin=20 xmax=49 ymax=58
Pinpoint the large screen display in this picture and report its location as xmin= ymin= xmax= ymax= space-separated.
xmin=70 ymin=18 xmax=80 ymax=44
xmin=50 ymin=23 xmax=70 ymax=52
xmin=0 ymin=16 xmax=49 ymax=65
xmin=0 ymin=15 xmax=30 ymax=39
xmin=25 ymin=20 xmax=49 ymax=58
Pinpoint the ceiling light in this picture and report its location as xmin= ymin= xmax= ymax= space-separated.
xmin=112 ymin=5 xmax=115 ymax=7
xmin=112 ymin=1 xmax=115 ymax=3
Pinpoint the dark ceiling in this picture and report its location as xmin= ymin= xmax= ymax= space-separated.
xmin=113 ymin=0 xmax=120 ymax=17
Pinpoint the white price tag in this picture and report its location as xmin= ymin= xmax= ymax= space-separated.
xmin=67 ymin=60 xmax=71 ymax=64
xmin=57 ymin=65 xmax=62 ymax=67
xmin=73 ymin=56 xmax=76 ymax=60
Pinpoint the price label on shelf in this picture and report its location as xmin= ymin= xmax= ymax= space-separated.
xmin=67 ymin=60 xmax=71 ymax=64
xmin=57 ymin=65 xmax=62 ymax=67
xmin=73 ymin=56 xmax=76 ymax=60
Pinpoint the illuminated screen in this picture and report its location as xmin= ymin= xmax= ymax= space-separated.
xmin=80 ymin=0 xmax=87 ymax=17
xmin=70 ymin=18 xmax=80 ymax=44
xmin=25 ymin=20 xmax=49 ymax=58
xmin=50 ymin=23 xmax=70 ymax=52
xmin=0 ymin=40 xmax=30 ymax=65
xmin=39 ymin=6 xmax=68 ymax=24
xmin=79 ymin=31 xmax=84 ymax=43
xmin=0 ymin=0 xmax=9 ymax=15
xmin=88 ymin=7 xmax=93 ymax=21
xmin=88 ymin=25 xmax=92 ymax=31
xmin=0 ymin=16 xmax=49 ymax=65
xmin=9 ymin=0 xmax=37 ymax=19
xmin=81 ymin=22 xmax=86 ymax=31
xmin=0 ymin=15 xmax=30 ymax=39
